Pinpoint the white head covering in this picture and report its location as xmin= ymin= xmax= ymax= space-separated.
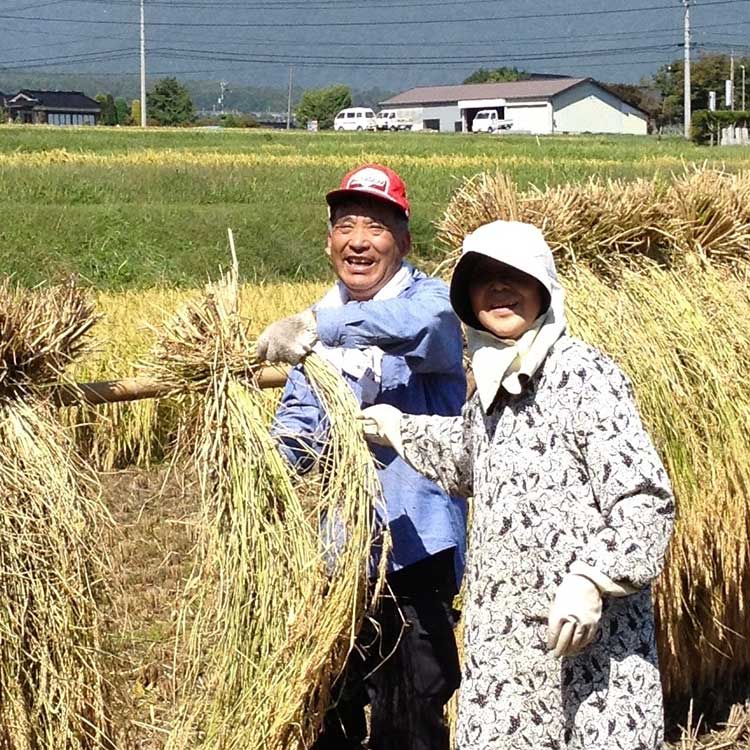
xmin=449 ymin=220 xmax=567 ymax=412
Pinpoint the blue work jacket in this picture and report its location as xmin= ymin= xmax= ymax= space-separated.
xmin=272 ymin=266 xmax=468 ymax=582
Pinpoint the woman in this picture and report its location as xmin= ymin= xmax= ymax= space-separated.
xmin=360 ymin=220 xmax=674 ymax=750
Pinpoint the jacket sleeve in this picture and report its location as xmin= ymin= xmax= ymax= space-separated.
xmin=574 ymin=357 xmax=675 ymax=590
xmin=398 ymin=400 xmax=475 ymax=498
xmin=270 ymin=366 xmax=327 ymax=474
xmin=314 ymin=279 xmax=463 ymax=375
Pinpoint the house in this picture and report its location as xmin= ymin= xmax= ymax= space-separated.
xmin=380 ymin=78 xmax=649 ymax=135
xmin=5 ymin=90 xmax=100 ymax=126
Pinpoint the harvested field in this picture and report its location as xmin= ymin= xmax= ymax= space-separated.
xmin=1 ymin=127 xmax=749 ymax=748
xmin=100 ymin=468 xmax=197 ymax=749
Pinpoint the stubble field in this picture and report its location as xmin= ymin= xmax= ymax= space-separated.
xmin=2 ymin=124 xmax=750 ymax=749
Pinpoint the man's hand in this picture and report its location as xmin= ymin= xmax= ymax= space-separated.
xmin=547 ymin=574 xmax=602 ymax=658
xmin=256 ymin=309 xmax=318 ymax=365
xmin=359 ymin=404 xmax=405 ymax=456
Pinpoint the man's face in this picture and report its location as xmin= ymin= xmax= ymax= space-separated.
xmin=327 ymin=197 xmax=410 ymax=301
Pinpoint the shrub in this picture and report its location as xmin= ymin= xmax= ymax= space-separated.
xmin=691 ymin=109 xmax=750 ymax=144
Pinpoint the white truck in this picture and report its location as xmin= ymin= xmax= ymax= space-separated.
xmin=472 ymin=109 xmax=513 ymax=133
xmin=376 ymin=109 xmax=413 ymax=131
xmin=334 ymin=107 xmax=377 ymax=131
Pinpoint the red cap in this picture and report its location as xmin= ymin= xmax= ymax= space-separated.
xmin=326 ymin=163 xmax=410 ymax=218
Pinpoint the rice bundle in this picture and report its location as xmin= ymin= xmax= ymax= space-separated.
xmin=566 ymin=260 xmax=750 ymax=713
xmin=140 ymin=264 xmax=384 ymax=749
xmin=435 ymin=167 xmax=750 ymax=273
xmin=0 ymin=281 xmax=111 ymax=749
xmin=667 ymin=167 xmax=750 ymax=264
xmin=437 ymin=168 xmax=750 ymax=715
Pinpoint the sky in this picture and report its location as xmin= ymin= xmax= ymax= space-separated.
xmin=1 ymin=0 xmax=749 ymax=92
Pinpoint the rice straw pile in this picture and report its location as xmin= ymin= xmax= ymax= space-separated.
xmin=139 ymin=262 xmax=384 ymax=749
xmin=437 ymin=169 xmax=750 ymax=717
xmin=566 ymin=260 xmax=750 ymax=711
xmin=435 ymin=167 xmax=750 ymax=273
xmin=0 ymin=281 xmax=111 ymax=749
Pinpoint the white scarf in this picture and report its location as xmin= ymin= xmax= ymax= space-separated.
xmin=313 ymin=263 xmax=413 ymax=405
xmin=467 ymin=305 xmax=566 ymax=412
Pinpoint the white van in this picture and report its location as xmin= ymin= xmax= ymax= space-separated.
xmin=376 ymin=109 xmax=413 ymax=131
xmin=334 ymin=107 xmax=377 ymax=131
xmin=472 ymin=109 xmax=513 ymax=133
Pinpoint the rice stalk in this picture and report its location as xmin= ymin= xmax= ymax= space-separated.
xmin=140 ymin=265 xmax=384 ymax=749
xmin=0 ymin=281 xmax=111 ymax=749
xmin=671 ymin=700 xmax=750 ymax=749
xmin=565 ymin=259 xmax=750 ymax=711
xmin=435 ymin=168 xmax=750 ymax=274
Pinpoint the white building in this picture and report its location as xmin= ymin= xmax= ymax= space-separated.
xmin=380 ymin=77 xmax=649 ymax=135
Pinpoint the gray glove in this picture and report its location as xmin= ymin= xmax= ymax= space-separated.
xmin=547 ymin=573 xmax=602 ymax=658
xmin=256 ymin=309 xmax=318 ymax=365
xmin=359 ymin=404 xmax=405 ymax=457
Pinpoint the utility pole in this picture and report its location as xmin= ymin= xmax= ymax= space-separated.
xmin=140 ymin=0 xmax=147 ymax=127
xmin=286 ymin=66 xmax=293 ymax=130
xmin=742 ymin=64 xmax=746 ymax=111
xmin=683 ymin=0 xmax=691 ymax=139
xmin=729 ymin=51 xmax=735 ymax=110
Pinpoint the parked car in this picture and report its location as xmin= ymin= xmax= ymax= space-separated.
xmin=472 ymin=109 xmax=513 ymax=133
xmin=376 ymin=109 xmax=413 ymax=131
xmin=333 ymin=107 xmax=377 ymax=131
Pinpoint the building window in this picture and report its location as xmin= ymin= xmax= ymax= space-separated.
xmin=423 ymin=118 xmax=440 ymax=131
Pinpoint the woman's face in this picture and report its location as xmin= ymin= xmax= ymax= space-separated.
xmin=468 ymin=257 xmax=545 ymax=340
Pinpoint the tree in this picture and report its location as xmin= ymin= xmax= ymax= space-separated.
xmin=649 ymin=53 xmax=750 ymax=125
xmin=131 ymin=99 xmax=141 ymax=126
xmin=95 ymin=92 xmax=118 ymax=125
xmin=146 ymin=77 xmax=195 ymax=126
xmin=463 ymin=67 xmax=530 ymax=84
xmin=114 ymin=98 xmax=130 ymax=125
xmin=295 ymin=84 xmax=352 ymax=129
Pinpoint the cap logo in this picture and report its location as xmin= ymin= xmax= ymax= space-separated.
xmin=346 ymin=167 xmax=390 ymax=194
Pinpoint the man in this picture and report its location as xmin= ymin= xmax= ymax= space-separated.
xmin=256 ymin=164 xmax=467 ymax=750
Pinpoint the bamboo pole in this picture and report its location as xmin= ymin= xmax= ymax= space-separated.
xmin=55 ymin=365 xmax=290 ymax=407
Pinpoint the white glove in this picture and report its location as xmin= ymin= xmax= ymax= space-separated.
xmin=358 ymin=404 xmax=405 ymax=457
xmin=256 ymin=309 xmax=317 ymax=365
xmin=547 ymin=573 xmax=602 ymax=658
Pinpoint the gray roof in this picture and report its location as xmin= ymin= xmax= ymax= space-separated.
xmin=10 ymin=90 xmax=100 ymax=112
xmin=382 ymin=77 xmax=589 ymax=106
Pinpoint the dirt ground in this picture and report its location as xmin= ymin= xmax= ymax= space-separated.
xmin=101 ymin=467 xmax=198 ymax=749
xmin=99 ymin=468 xmax=750 ymax=750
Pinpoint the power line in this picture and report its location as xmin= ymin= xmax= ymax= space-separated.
xmin=3 ymin=17 xmax=749 ymax=52
xmin=0 ymin=45 xmax=680 ymax=72
xmin=36 ymin=0 xmax=526 ymax=8
xmin=1 ymin=0 xmax=749 ymax=29
xmin=151 ymin=41 xmax=680 ymax=65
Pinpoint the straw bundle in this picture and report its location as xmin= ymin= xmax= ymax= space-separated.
xmin=436 ymin=168 xmax=750 ymax=715
xmin=667 ymin=167 xmax=750 ymax=264
xmin=566 ymin=260 xmax=750 ymax=712
xmin=140 ymin=264 xmax=384 ymax=749
xmin=435 ymin=167 xmax=750 ymax=273
xmin=675 ymin=700 xmax=750 ymax=749
xmin=0 ymin=281 xmax=111 ymax=749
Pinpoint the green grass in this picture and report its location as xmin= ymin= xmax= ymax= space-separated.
xmin=2 ymin=125 xmax=749 ymax=289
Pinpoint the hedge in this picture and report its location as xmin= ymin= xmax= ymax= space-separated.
xmin=692 ymin=109 xmax=750 ymax=144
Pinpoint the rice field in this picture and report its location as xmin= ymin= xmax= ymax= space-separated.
xmin=2 ymin=125 xmax=750 ymax=748
xmin=2 ymin=125 xmax=750 ymax=288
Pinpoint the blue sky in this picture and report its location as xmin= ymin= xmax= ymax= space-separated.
xmin=1 ymin=0 xmax=749 ymax=90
